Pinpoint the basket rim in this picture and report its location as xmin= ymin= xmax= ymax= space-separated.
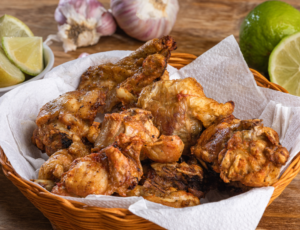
xmin=0 ymin=52 xmax=299 ymax=229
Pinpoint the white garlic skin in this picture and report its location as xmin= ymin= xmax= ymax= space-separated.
xmin=111 ymin=0 xmax=179 ymax=41
xmin=54 ymin=0 xmax=117 ymax=52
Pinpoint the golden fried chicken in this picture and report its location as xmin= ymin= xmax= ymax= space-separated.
xmin=32 ymin=90 xmax=105 ymax=156
xmin=86 ymin=121 xmax=101 ymax=143
xmin=52 ymin=134 xmax=143 ymax=197
xmin=137 ymin=77 xmax=235 ymax=153
xmin=128 ymin=186 xmax=200 ymax=208
xmin=191 ymin=115 xmax=289 ymax=187
xmin=127 ymin=161 xmax=204 ymax=207
xmin=143 ymin=135 xmax=184 ymax=163
xmin=93 ymin=108 xmax=159 ymax=151
xmin=93 ymin=108 xmax=184 ymax=162
xmin=38 ymin=141 xmax=90 ymax=181
xmin=77 ymin=36 xmax=177 ymax=112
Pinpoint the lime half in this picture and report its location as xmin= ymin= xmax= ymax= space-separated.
xmin=269 ymin=32 xmax=300 ymax=96
xmin=2 ymin=37 xmax=44 ymax=76
xmin=0 ymin=47 xmax=25 ymax=87
xmin=0 ymin=15 xmax=34 ymax=39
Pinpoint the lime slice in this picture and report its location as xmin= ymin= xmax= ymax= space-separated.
xmin=2 ymin=37 xmax=44 ymax=76
xmin=0 ymin=15 xmax=34 ymax=39
xmin=268 ymin=32 xmax=300 ymax=96
xmin=0 ymin=47 xmax=25 ymax=87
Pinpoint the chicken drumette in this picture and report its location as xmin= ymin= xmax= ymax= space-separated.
xmin=191 ymin=115 xmax=289 ymax=187
xmin=52 ymin=134 xmax=143 ymax=197
xmin=78 ymin=36 xmax=177 ymax=112
xmin=137 ymin=77 xmax=235 ymax=153
xmin=94 ymin=108 xmax=184 ymax=163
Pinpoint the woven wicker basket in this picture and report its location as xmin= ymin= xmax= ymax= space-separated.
xmin=1 ymin=53 xmax=300 ymax=230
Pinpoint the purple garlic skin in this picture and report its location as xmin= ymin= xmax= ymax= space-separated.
xmin=96 ymin=11 xmax=117 ymax=36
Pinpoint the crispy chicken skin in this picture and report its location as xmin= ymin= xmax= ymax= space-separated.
xmin=32 ymin=90 xmax=105 ymax=156
xmin=93 ymin=108 xmax=159 ymax=151
xmin=127 ymin=161 xmax=203 ymax=208
xmin=93 ymin=108 xmax=184 ymax=162
xmin=52 ymin=134 xmax=143 ymax=197
xmin=38 ymin=141 xmax=91 ymax=181
xmin=143 ymin=135 xmax=184 ymax=163
xmin=38 ymin=120 xmax=100 ymax=181
xmin=191 ymin=115 xmax=289 ymax=187
xmin=78 ymin=36 xmax=177 ymax=112
xmin=128 ymin=186 xmax=200 ymax=208
xmin=86 ymin=121 xmax=101 ymax=143
xmin=137 ymin=77 xmax=235 ymax=153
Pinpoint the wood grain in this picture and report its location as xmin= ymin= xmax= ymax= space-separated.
xmin=1 ymin=0 xmax=300 ymax=229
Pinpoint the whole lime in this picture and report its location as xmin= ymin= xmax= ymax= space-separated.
xmin=239 ymin=1 xmax=300 ymax=74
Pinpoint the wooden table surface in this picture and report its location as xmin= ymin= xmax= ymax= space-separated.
xmin=1 ymin=0 xmax=300 ymax=229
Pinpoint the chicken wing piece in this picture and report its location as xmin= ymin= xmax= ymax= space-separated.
xmin=77 ymin=36 xmax=177 ymax=112
xmin=127 ymin=161 xmax=204 ymax=207
xmin=32 ymin=90 xmax=105 ymax=156
xmin=137 ymin=77 xmax=235 ymax=153
xmin=52 ymin=134 xmax=143 ymax=197
xmin=93 ymin=108 xmax=159 ymax=151
xmin=93 ymin=108 xmax=184 ymax=162
xmin=191 ymin=115 xmax=289 ymax=187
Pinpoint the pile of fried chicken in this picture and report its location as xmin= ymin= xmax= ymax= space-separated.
xmin=32 ymin=36 xmax=289 ymax=208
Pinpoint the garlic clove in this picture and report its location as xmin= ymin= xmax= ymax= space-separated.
xmin=96 ymin=11 xmax=117 ymax=36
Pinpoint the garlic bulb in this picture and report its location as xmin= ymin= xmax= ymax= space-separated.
xmin=111 ymin=0 xmax=179 ymax=41
xmin=54 ymin=0 xmax=117 ymax=52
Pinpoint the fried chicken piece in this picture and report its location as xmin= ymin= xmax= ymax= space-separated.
xmin=143 ymin=135 xmax=184 ymax=163
xmin=38 ymin=141 xmax=90 ymax=181
xmin=137 ymin=77 xmax=235 ymax=153
xmin=52 ymin=134 xmax=143 ymax=197
xmin=31 ymin=179 xmax=55 ymax=192
xmin=86 ymin=121 xmax=101 ymax=143
xmin=78 ymin=36 xmax=177 ymax=112
xmin=127 ymin=161 xmax=203 ymax=207
xmin=93 ymin=108 xmax=159 ymax=151
xmin=191 ymin=115 xmax=289 ymax=187
xmin=149 ymin=162 xmax=205 ymax=198
xmin=32 ymin=90 xmax=105 ymax=156
xmin=93 ymin=108 xmax=184 ymax=162
xmin=191 ymin=115 xmax=242 ymax=170
xmin=128 ymin=186 xmax=200 ymax=208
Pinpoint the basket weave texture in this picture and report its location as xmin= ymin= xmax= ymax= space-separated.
xmin=1 ymin=53 xmax=300 ymax=230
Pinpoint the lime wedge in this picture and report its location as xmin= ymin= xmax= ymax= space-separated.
xmin=269 ymin=32 xmax=300 ymax=96
xmin=0 ymin=15 xmax=34 ymax=39
xmin=0 ymin=47 xmax=25 ymax=87
xmin=2 ymin=37 xmax=44 ymax=76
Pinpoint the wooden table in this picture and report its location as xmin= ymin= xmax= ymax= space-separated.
xmin=1 ymin=0 xmax=300 ymax=229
